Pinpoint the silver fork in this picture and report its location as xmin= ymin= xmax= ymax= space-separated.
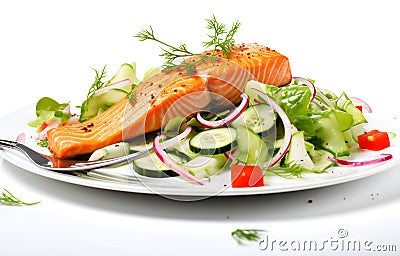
xmin=0 ymin=139 xmax=151 ymax=171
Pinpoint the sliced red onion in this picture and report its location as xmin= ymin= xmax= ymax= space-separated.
xmin=252 ymin=89 xmax=293 ymax=167
xmin=93 ymin=79 xmax=132 ymax=96
xmin=196 ymin=93 xmax=249 ymax=128
xmin=36 ymin=119 xmax=61 ymax=141
xmin=253 ymin=98 xmax=262 ymax=104
xmin=349 ymin=97 xmax=372 ymax=113
xmin=16 ymin=133 xmax=26 ymax=144
xmin=224 ymin=152 xmax=234 ymax=163
xmin=224 ymin=147 xmax=237 ymax=163
xmin=161 ymin=125 xmax=193 ymax=148
xmin=63 ymin=104 xmax=71 ymax=115
xmin=328 ymin=153 xmax=392 ymax=167
xmin=293 ymin=77 xmax=316 ymax=101
xmin=153 ymin=129 xmax=204 ymax=185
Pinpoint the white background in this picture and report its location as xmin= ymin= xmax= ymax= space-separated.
xmin=1 ymin=0 xmax=400 ymax=255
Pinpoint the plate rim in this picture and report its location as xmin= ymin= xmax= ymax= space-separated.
xmin=1 ymin=104 xmax=399 ymax=197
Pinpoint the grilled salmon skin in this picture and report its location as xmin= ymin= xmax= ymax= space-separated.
xmin=47 ymin=43 xmax=292 ymax=158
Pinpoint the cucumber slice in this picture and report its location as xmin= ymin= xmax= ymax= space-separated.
xmin=231 ymin=104 xmax=276 ymax=134
xmin=88 ymin=142 xmax=131 ymax=161
xmin=334 ymin=110 xmax=354 ymax=131
xmin=143 ymin=67 xmax=161 ymax=81
xmin=274 ymin=138 xmax=284 ymax=150
xmin=342 ymin=129 xmax=356 ymax=148
xmin=335 ymin=92 xmax=367 ymax=126
xmin=351 ymin=124 xmax=366 ymax=143
xmin=106 ymin=63 xmax=140 ymax=86
xmin=168 ymin=135 xmax=199 ymax=159
xmin=184 ymin=154 xmax=227 ymax=179
xmin=311 ymin=110 xmax=350 ymax=157
xmin=244 ymin=80 xmax=267 ymax=105
xmin=284 ymin=131 xmax=334 ymax=172
xmin=189 ymin=127 xmax=237 ymax=155
xmin=80 ymin=63 xmax=138 ymax=122
xmin=128 ymin=131 xmax=158 ymax=152
xmin=284 ymin=131 xmax=315 ymax=170
xmin=317 ymin=87 xmax=338 ymax=100
xmin=235 ymin=125 xmax=273 ymax=166
xmin=308 ymin=101 xmax=324 ymax=112
xmin=129 ymin=142 xmax=153 ymax=152
xmin=132 ymin=152 xmax=180 ymax=178
xmin=80 ymin=88 xmax=128 ymax=122
xmin=309 ymin=149 xmax=334 ymax=172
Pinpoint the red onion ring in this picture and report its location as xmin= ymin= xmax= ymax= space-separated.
xmin=293 ymin=77 xmax=334 ymax=108
xmin=161 ymin=125 xmax=193 ymax=148
xmin=251 ymin=89 xmax=293 ymax=167
xmin=196 ymin=93 xmax=249 ymax=128
xmin=93 ymin=79 xmax=132 ymax=96
xmin=293 ymin=77 xmax=316 ymax=101
xmin=153 ymin=126 xmax=203 ymax=185
xmin=349 ymin=97 xmax=372 ymax=113
xmin=328 ymin=153 xmax=392 ymax=167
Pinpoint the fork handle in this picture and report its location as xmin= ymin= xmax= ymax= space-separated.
xmin=0 ymin=139 xmax=18 ymax=149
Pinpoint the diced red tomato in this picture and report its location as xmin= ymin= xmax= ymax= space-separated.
xmin=37 ymin=122 xmax=48 ymax=133
xmin=357 ymin=130 xmax=390 ymax=151
xmin=231 ymin=164 xmax=264 ymax=188
xmin=355 ymin=105 xmax=363 ymax=112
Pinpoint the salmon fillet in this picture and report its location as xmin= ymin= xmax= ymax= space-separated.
xmin=47 ymin=43 xmax=292 ymax=158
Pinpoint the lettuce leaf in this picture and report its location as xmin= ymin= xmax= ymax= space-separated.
xmin=28 ymin=97 xmax=69 ymax=127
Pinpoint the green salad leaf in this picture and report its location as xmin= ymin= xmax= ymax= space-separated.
xmin=28 ymin=97 xmax=70 ymax=127
xmin=264 ymin=84 xmax=311 ymax=122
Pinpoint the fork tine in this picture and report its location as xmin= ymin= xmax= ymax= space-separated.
xmin=71 ymin=148 xmax=152 ymax=169
xmin=0 ymin=139 xmax=18 ymax=148
xmin=1 ymin=138 xmax=152 ymax=171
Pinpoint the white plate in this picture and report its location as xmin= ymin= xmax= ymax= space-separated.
xmin=0 ymin=104 xmax=399 ymax=198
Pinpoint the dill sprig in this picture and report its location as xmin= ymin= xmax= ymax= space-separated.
xmin=0 ymin=188 xmax=40 ymax=206
xmin=134 ymin=15 xmax=240 ymax=74
xmin=162 ymin=55 xmax=217 ymax=75
xmin=231 ymin=229 xmax=266 ymax=245
xmin=135 ymin=26 xmax=197 ymax=71
xmin=268 ymin=162 xmax=323 ymax=179
xmin=86 ymin=65 xmax=107 ymax=99
xmin=36 ymin=139 xmax=48 ymax=148
xmin=203 ymin=14 xmax=241 ymax=58
xmin=268 ymin=166 xmax=306 ymax=178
